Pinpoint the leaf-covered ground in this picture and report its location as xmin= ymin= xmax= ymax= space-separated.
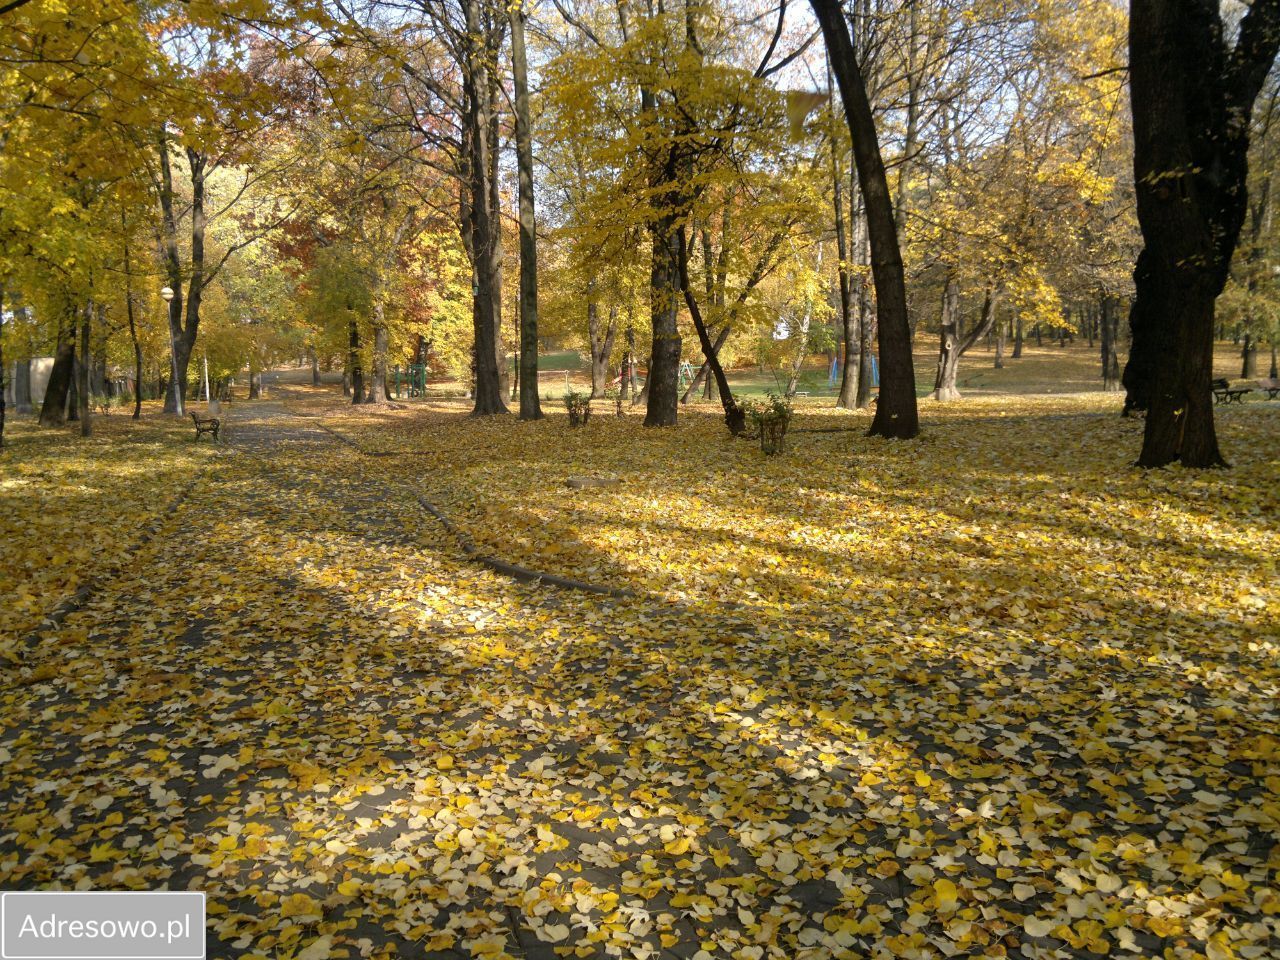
xmin=2 ymin=388 xmax=1277 ymax=960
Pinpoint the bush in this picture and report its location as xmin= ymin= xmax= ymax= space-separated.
xmin=564 ymin=390 xmax=592 ymax=427
xmin=743 ymin=392 xmax=792 ymax=454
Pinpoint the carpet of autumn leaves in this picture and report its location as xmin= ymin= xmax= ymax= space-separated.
xmin=1 ymin=388 xmax=1278 ymax=960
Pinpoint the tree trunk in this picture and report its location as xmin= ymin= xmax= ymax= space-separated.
xmin=1012 ymin=315 xmax=1023 ymax=358
xmin=510 ymin=0 xmax=543 ymax=420
xmin=77 ymin=302 xmax=92 ymax=437
xmin=830 ymin=65 xmax=858 ymax=410
xmin=785 ymin=244 xmax=822 ymax=397
xmin=812 ymin=0 xmax=918 ymax=438
xmin=39 ymin=309 xmax=75 ymax=428
xmin=342 ymin=371 xmax=351 ymax=397
xmin=348 ymin=315 xmax=365 ymax=404
xmin=931 ymin=276 xmax=962 ymax=401
xmin=1123 ymin=0 xmax=1279 ymax=465
xmin=620 ymin=325 xmax=637 ymax=405
xmin=14 ymin=355 xmax=31 ymax=414
xmin=676 ymin=226 xmax=743 ymax=434
xmin=1241 ymin=333 xmax=1258 ymax=377
xmin=644 ymin=221 xmax=682 ymax=427
xmin=588 ymin=297 xmax=618 ymax=398
xmin=855 ymin=244 xmax=874 ymax=408
xmin=1101 ymin=296 xmax=1121 ymax=391
xmin=365 ymin=307 xmax=390 ymax=405
xmin=311 ymin=350 xmax=321 ymax=387
xmin=125 ymin=290 xmax=143 ymax=420
xmin=462 ymin=0 xmax=508 ymax=417
xmin=1270 ymin=340 xmax=1278 ymax=378
xmin=994 ymin=312 xmax=1006 ymax=369
xmin=682 ymin=324 xmax=731 ymax=403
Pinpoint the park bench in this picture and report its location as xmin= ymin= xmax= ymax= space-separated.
xmin=1258 ymin=377 xmax=1280 ymax=400
xmin=1211 ymin=378 xmax=1253 ymax=404
xmin=191 ymin=412 xmax=220 ymax=441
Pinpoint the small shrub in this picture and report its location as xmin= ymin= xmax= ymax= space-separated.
xmin=746 ymin=392 xmax=792 ymax=454
xmin=564 ymin=390 xmax=592 ymax=427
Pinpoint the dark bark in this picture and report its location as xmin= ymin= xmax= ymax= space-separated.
xmin=1241 ymin=333 xmax=1258 ymax=377
xmin=461 ymin=0 xmax=508 ymax=417
xmin=348 ymin=315 xmax=365 ymax=404
xmin=39 ymin=307 xmax=75 ymax=428
xmin=1270 ymin=340 xmax=1279 ymax=378
xmin=157 ymin=137 xmax=209 ymax=416
xmin=994 ymin=312 xmax=1006 ymax=369
xmin=77 ymin=302 xmax=91 ymax=437
xmin=365 ymin=307 xmax=390 ymax=405
xmin=676 ymin=226 xmax=744 ymax=435
xmin=1013 ymin=316 xmax=1023 ymax=359
xmin=1101 ymin=296 xmax=1122 ymax=390
xmin=510 ymin=0 xmax=542 ymax=421
xmin=644 ymin=221 xmax=682 ymax=427
xmin=125 ymin=263 xmax=143 ymax=420
xmin=682 ymin=324 xmax=731 ymax=403
xmin=1123 ymin=0 xmax=1280 ymax=466
xmin=812 ymin=0 xmax=919 ymax=438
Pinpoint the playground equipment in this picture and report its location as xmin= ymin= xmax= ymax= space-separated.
xmin=392 ymin=363 xmax=427 ymax=398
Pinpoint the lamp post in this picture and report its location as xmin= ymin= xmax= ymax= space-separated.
xmin=159 ymin=286 xmax=180 ymax=412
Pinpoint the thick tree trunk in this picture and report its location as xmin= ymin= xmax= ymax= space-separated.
xmin=931 ymin=277 xmax=962 ymax=401
xmin=1270 ymin=340 xmax=1279 ymax=378
xmin=644 ymin=222 xmax=681 ymax=427
xmin=311 ymin=350 xmax=321 ymax=387
xmin=462 ymin=0 xmax=508 ymax=417
xmin=812 ymin=0 xmax=918 ymax=438
xmin=39 ymin=310 xmax=75 ymax=428
xmin=1123 ymin=0 xmax=1280 ymax=465
xmin=1013 ymin=316 xmax=1023 ymax=359
xmin=1241 ymin=333 xmax=1258 ymax=377
xmin=510 ymin=0 xmax=543 ymax=421
xmin=932 ymin=280 xmax=998 ymax=401
xmin=365 ymin=309 xmax=390 ymax=405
